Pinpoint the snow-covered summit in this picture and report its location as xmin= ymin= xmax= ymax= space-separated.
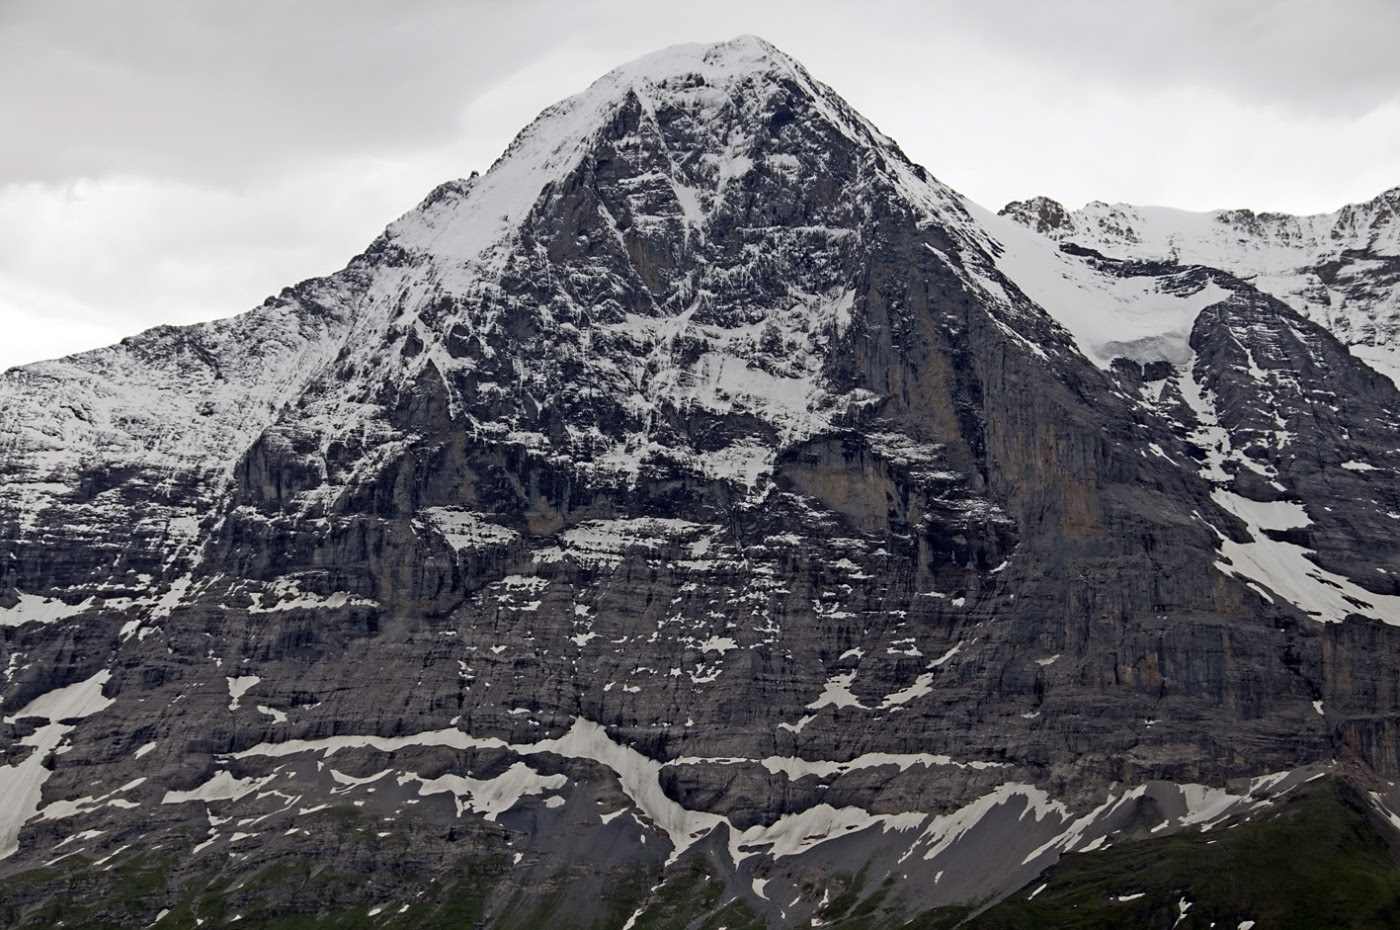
xmin=384 ymin=35 xmax=970 ymax=277
xmin=386 ymin=36 xmax=816 ymax=264
xmin=1003 ymin=187 xmax=1400 ymax=263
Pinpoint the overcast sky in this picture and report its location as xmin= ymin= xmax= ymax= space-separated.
xmin=3 ymin=0 xmax=1398 ymax=371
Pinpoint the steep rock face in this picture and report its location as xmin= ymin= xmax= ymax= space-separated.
xmin=1 ymin=36 xmax=1399 ymax=928
xmin=995 ymin=195 xmax=1400 ymax=789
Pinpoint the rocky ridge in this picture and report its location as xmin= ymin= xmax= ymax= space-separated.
xmin=1000 ymin=187 xmax=1400 ymax=383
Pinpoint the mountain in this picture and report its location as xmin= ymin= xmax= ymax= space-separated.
xmin=2 ymin=35 xmax=1400 ymax=929
xmin=999 ymin=188 xmax=1400 ymax=383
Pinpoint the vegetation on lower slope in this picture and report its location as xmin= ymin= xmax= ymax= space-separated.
xmin=0 ymin=803 xmax=645 ymax=930
xmin=941 ymin=776 xmax=1400 ymax=930
xmin=2 ymin=777 xmax=1398 ymax=929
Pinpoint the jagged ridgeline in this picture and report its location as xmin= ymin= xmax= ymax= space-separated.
xmin=3 ymin=35 xmax=1400 ymax=929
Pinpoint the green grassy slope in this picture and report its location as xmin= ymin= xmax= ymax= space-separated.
xmin=938 ymin=777 xmax=1400 ymax=930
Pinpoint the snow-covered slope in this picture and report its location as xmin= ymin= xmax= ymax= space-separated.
xmin=1000 ymin=189 xmax=1400 ymax=382
xmin=970 ymin=201 xmax=1232 ymax=367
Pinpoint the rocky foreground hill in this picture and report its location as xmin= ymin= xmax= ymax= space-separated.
xmin=2 ymin=36 xmax=1400 ymax=929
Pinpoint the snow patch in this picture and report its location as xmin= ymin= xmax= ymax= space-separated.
xmin=407 ymin=762 xmax=567 ymax=821
xmin=806 ymin=671 xmax=864 ymax=710
xmin=0 ymin=593 xmax=93 ymax=628
xmin=0 ymin=671 xmax=116 ymax=858
xmin=421 ymin=508 xmax=519 ymax=551
xmin=225 ymin=676 xmax=260 ymax=712
xmin=1213 ymin=489 xmax=1400 ymax=625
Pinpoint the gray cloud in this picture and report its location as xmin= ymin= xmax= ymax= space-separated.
xmin=0 ymin=0 xmax=584 ymax=183
xmin=7 ymin=0 xmax=1396 ymax=189
xmin=926 ymin=0 xmax=1400 ymax=118
xmin=1 ymin=0 xmax=1397 ymax=371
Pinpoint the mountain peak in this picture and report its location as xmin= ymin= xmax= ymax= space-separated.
xmin=998 ymin=195 xmax=1074 ymax=236
xmin=606 ymin=34 xmax=799 ymax=83
xmin=379 ymin=34 xmax=974 ymax=295
xmin=997 ymin=184 xmax=1400 ymax=383
xmin=382 ymin=36 xmax=829 ymax=271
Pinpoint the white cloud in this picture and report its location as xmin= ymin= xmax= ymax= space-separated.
xmin=0 ymin=164 xmax=424 ymax=370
